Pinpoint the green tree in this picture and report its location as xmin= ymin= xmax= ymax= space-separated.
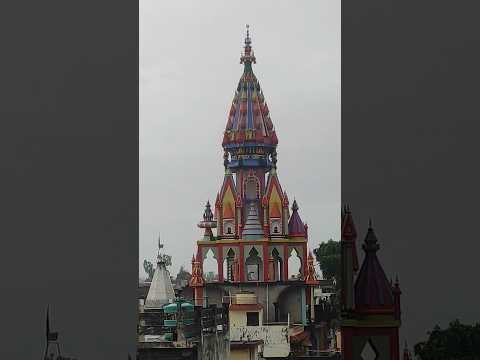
xmin=313 ymin=239 xmax=341 ymax=333
xmin=313 ymin=239 xmax=340 ymax=285
xmin=175 ymin=265 xmax=192 ymax=286
xmin=414 ymin=320 xmax=480 ymax=360
xmin=143 ymin=259 xmax=155 ymax=281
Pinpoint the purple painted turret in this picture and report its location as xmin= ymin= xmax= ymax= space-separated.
xmin=354 ymin=220 xmax=395 ymax=313
xmin=288 ymin=200 xmax=306 ymax=237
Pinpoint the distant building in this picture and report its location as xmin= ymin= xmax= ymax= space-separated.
xmin=137 ymin=243 xmax=228 ymax=360
xmin=228 ymin=291 xmax=290 ymax=359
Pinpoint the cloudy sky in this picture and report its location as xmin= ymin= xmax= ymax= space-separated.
xmin=140 ymin=0 xmax=340 ymax=277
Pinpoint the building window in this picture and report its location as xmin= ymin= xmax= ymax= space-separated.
xmin=225 ymin=248 xmax=235 ymax=281
xmin=245 ymin=248 xmax=262 ymax=281
xmin=246 ymin=312 xmax=259 ymax=326
xmin=247 ymin=264 xmax=259 ymax=281
xmin=271 ymin=248 xmax=283 ymax=281
xmin=270 ymin=219 xmax=281 ymax=235
xmin=223 ymin=219 xmax=234 ymax=236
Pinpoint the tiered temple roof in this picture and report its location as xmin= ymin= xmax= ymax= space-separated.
xmin=222 ymin=25 xmax=278 ymax=149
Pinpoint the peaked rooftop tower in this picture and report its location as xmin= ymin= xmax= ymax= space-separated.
xmin=341 ymin=215 xmax=403 ymax=360
xmin=222 ymin=25 xmax=278 ymax=172
xmin=354 ymin=221 xmax=394 ymax=311
xmin=144 ymin=239 xmax=175 ymax=309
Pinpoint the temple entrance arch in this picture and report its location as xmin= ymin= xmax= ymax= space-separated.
xmin=223 ymin=248 xmax=236 ymax=282
xmin=288 ymin=248 xmax=302 ymax=280
xmin=245 ymin=247 xmax=263 ymax=281
xmin=203 ymin=248 xmax=218 ymax=282
xmin=271 ymin=248 xmax=283 ymax=282
xmin=244 ymin=173 xmax=260 ymax=201
xmin=277 ymin=285 xmax=303 ymax=324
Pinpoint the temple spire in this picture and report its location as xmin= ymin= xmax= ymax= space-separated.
xmin=242 ymin=202 xmax=264 ymax=240
xmin=354 ymin=220 xmax=395 ymax=311
xmin=363 ymin=220 xmax=380 ymax=253
xmin=240 ymin=24 xmax=256 ymax=70
xmin=288 ymin=199 xmax=305 ymax=236
xmin=223 ymin=26 xmax=278 ymax=163
xmin=198 ymin=200 xmax=217 ymax=240
xmin=145 ymin=240 xmax=175 ymax=309
xmin=340 ymin=205 xmax=359 ymax=310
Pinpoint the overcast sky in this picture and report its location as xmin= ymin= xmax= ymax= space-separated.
xmin=140 ymin=0 xmax=340 ymax=277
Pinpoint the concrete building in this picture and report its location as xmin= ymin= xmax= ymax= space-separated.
xmin=228 ymin=291 xmax=290 ymax=360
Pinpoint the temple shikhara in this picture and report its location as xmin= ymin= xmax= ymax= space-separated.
xmin=191 ymin=24 xmax=315 ymax=307
xmin=188 ymin=26 xmax=335 ymax=359
xmin=137 ymin=27 xmax=406 ymax=360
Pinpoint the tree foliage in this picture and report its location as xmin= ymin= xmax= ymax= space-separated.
xmin=313 ymin=239 xmax=340 ymax=283
xmin=175 ymin=265 xmax=192 ymax=283
xmin=414 ymin=320 xmax=480 ymax=360
xmin=143 ymin=259 xmax=155 ymax=281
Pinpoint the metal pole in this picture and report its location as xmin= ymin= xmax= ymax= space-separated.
xmin=266 ymin=283 xmax=269 ymax=324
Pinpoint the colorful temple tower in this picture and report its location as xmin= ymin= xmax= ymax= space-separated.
xmin=341 ymin=208 xmax=403 ymax=360
xmin=190 ymin=27 xmax=320 ymax=332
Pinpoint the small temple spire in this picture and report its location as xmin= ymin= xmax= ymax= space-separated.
xmin=292 ymin=199 xmax=299 ymax=212
xmin=341 ymin=205 xmax=359 ymax=310
xmin=145 ymin=240 xmax=175 ymax=309
xmin=363 ymin=219 xmax=380 ymax=253
xmin=156 ymin=235 xmax=171 ymax=266
xmin=203 ymin=200 xmax=213 ymax=221
xmin=157 ymin=234 xmax=163 ymax=255
xmin=288 ymin=199 xmax=305 ymax=236
xmin=189 ymin=252 xmax=204 ymax=288
xmin=354 ymin=221 xmax=395 ymax=311
xmin=198 ymin=200 xmax=217 ymax=240
xmin=240 ymin=24 xmax=256 ymax=70
xmin=242 ymin=202 xmax=264 ymax=240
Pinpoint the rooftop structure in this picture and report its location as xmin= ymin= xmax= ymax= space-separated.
xmin=340 ymin=208 xmax=403 ymax=360
xmin=144 ymin=239 xmax=175 ymax=309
